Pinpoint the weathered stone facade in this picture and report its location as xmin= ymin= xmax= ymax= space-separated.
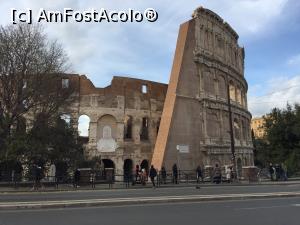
xmin=66 ymin=75 xmax=167 ymax=175
xmin=57 ymin=6 xmax=253 ymax=176
xmin=152 ymin=7 xmax=253 ymax=174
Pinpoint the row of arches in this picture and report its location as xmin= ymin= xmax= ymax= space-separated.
xmin=206 ymin=111 xmax=251 ymax=142
xmin=78 ymin=114 xmax=161 ymax=141
xmin=202 ymin=72 xmax=247 ymax=108
xmin=97 ymin=158 xmax=149 ymax=176
xmin=201 ymin=27 xmax=243 ymax=71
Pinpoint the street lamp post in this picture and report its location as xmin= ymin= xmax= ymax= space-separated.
xmin=227 ymin=84 xmax=237 ymax=181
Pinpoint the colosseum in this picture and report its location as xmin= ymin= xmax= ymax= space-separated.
xmin=61 ymin=6 xmax=254 ymax=177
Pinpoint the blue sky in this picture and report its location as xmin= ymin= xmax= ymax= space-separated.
xmin=1 ymin=0 xmax=300 ymax=118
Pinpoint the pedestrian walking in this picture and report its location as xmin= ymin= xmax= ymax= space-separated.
xmin=140 ymin=168 xmax=147 ymax=185
xmin=213 ymin=164 xmax=221 ymax=184
xmin=73 ymin=168 xmax=80 ymax=188
xmin=281 ymin=163 xmax=288 ymax=181
xmin=275 ymin=164 xmax=280 ymax=181
xmin=90 ymin=171 xmax=96 ymax=189
xmin=149 ymin=165 xmax=157 ymax=188
xmin=160 ymin=166 xmax=167 ymax=184
xmin=32 ymin=164 xmax=43 ymax=191
xmin=196 ymin=165 xmax=203 ymax=183
xmin=226 ymin=166 xmax=232 ymax=183
xmin=124 ymin=170 xmax=131 ymax=188
xmin=172 ymin=164 xmax=178 ymax=184
xmin=269 ymin=163 xmax=275 ymax=181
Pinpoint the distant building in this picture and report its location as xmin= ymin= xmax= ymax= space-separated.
xmin=251 ymin=117 xmax=265 ymax=138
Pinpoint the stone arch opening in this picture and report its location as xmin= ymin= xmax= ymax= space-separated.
xmin=204 ymin=71 xmax=215 ymax=95
xmin=97 ymin=114 xmax=117 ymax=152
xmin=233 ymin=118 xmax=240 ymax=140
xmin=229 ymin=81 xmax=236 ymax=101
xmin=102 ymin=159 xmax=115 ymax=169
xmin=78 ymin=115 xmax=90 ymax=137
xmin=123 ymin=159 xmax=133 ymax=180
xmin=207 ymin=112 xmax=220 ymax=138
xmin=140 ymin=159 xmax=149 ymax=175
xmin=236 ymin=86 xmax=242 ymax=104
xmin=124 ymin=115 xmax=133 ymax=140
xmin=241 ymin=120 xmax=246 ymax=141
xmin=140 ymin=117 xmax=149 ymax=141
xmin=218 ymin=75 xmax=226 ymax=99
xmin=102 ymin=159 xmax=115 ymax=180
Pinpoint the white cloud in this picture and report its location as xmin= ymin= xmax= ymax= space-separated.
xmin=287 ymin=54 xmax=300 ymax=66
xmin=248 ymin=75 xmax=300 ymax=117
xmin=203 ymin=0 xmax=288 ymax=36
xmin=0 ymin=0 xmax=294 ymax=88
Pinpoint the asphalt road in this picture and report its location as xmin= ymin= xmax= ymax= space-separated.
xmin=1 ymin=183 xmax=300 ymax=203
xmin=0 ymin=197 xmax=299 ymax=225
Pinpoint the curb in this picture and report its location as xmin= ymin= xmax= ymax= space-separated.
xmin=1 ymin=192 xmax=300 ymax=210
xmin=1 ymin=181 xmax=300 ymax=194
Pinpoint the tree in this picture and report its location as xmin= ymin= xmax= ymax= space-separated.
xmin=0 ymin=24 xmax=73 ymax=160
xmin=25 ymin=117 xmax=84 ymax=170
xmin=258 ymin=104 xmax=300 ymax=176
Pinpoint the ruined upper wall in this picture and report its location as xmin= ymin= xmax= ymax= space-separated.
xmin=66 ymin=74 xmax=168 ymax=111
xmin=67 ymin=74 xmax=167 ymax=99
xmin=193 ymin=6 xmax=245 ymax=77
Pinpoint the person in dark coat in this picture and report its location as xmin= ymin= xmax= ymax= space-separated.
xmin=160 ymin=166 xmax=167 ymax=184
xmin=149 ymin=165 xmax=157 ymax=188
xmin=196 ymin=165 xmax=203 ymax=183
xmin=269 ymin=163 xmax=275 ymax=181
xmin=124 ymin=169 xmax=131 ymax=188
xmin=172 ymin=164 xmax=178 ymax=184
xmin=73 ymin=169 xmax=80 ymax=188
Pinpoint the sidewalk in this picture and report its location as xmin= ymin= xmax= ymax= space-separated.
xmin=1 ymin=179 xmax=300 ymax=194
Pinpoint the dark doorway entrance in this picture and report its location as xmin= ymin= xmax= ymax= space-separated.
xmin=140 ymin=159 xmax=149 ymax=175
xmin=102 ymin=159 xmax=115 ymax=169
xmin=102 ymin=159 xmax=115 ymax=180
xmin=123 ymin=159 xmax=133 ymax=182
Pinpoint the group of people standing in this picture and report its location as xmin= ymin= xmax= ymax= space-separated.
xmin=134 ymin=165 xmax=157 ymax=187
xmin=269 ymin=163 xmax=287 ymax=181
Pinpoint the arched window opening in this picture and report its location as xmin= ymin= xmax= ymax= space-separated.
xmin=124 ymin=115 xmax=133 ymax=140
xmin=234 ymin=118 xmax=240 ymax=140
xmin=207 ymin=113 xmax=220 ymax=138
xmin=229 ymin=81 xmax=236 ymax=102
xmin=142 ymin=84 xmax=148 ymax=94
xmin=140 ymin=117 xmax=149 ymax=141
xmin=140 ymin=160 xmax=149 ymax=176
xmin=102 ymin=159 xmax=115 ymax=180
xmin=236 ymin=86 xmax=242 ymax=105
xmin=78 ymin=115 xmax=90 ymax=137
xmin=123 ymin=159 xmax=133 ymax=181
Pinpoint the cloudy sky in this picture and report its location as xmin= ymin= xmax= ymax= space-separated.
xmin=1 ymin=0 xmax=300 ymax=118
